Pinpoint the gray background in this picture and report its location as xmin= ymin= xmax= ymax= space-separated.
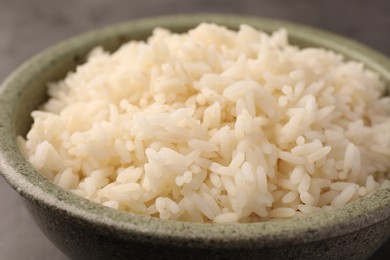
xmin=0 ymin=0 xmax=389 ymax=259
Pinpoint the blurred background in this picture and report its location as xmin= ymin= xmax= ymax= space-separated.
xmin=0 ymin=0 xmax=389 ymax=259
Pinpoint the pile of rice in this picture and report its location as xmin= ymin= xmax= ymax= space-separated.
xmin=20 ymin=23 xmax=390 ymax=223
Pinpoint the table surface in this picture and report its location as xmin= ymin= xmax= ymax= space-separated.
xmin=0 ymin=0 xmax=389 ymax=259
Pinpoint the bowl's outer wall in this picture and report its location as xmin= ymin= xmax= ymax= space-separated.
xmin=25 ymin=198 xmax=390 ymax=260
xmin=1 ymin=14 xmax=390 ymax=259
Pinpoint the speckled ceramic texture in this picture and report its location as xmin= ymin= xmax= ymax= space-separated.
xmin=1 ymin=14 xmax=390 ymax=260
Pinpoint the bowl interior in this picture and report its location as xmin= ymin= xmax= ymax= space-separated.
xmin=1 ymin=14 xmax=390 ymax=247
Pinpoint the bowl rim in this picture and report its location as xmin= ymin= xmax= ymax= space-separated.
xmin=1 ymin=13 xmax=390 ymax=248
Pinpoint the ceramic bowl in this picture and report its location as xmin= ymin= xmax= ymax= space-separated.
xmin=1 ymin=14 xmax=390 ymax=260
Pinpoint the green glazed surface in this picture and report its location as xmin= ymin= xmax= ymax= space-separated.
xmin=1 ymin=14 xmax=390 ymax=259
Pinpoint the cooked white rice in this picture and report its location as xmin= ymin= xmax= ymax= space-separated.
xmin=20 ymin=23 xmax=390 ymax=223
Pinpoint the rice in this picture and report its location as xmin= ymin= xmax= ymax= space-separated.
xmin=20 ymin=23 xmax=390 ymax=223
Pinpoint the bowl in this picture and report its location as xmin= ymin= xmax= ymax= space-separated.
xmin=1 ymin=14 xmax=390 ymax=260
